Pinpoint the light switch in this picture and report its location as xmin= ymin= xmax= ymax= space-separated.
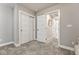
xmin=66 ymin=24 xmax=72 ymax=28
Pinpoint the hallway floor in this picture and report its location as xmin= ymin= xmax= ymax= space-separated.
xmin=0 ymin=40 xmax=75 ymax=55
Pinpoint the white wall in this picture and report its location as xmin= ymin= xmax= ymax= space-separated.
xmin=37 ymin=4 xmax=79 ymax=48
xmin=0 ymin=4 xmax=14 ymax=44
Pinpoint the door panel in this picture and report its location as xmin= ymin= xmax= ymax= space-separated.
xmin=37 ymin=15 xmax=47 ymax=42
xmin=21 ymin=14 xmax=30 ymax=43
xmin=19 ymin=11 xmax=34 ymax=44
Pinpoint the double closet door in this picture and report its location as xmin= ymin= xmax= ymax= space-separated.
xmin=19 ymin=10 xmax=34 ymax=44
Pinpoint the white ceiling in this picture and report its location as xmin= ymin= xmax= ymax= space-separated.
xmin=21 ymin=3 xmax=57 ymax=12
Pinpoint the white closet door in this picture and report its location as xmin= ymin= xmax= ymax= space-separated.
xmin=37 ymin=15 xmax=47 ymax=42
xmin=19 ymin=11 xmax=34 ymax=44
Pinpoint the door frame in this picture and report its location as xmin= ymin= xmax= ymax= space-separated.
xmin=45 ymin=9 xmax=60 ymax=46
xmin=37 ymin=9 xmax=60 ymax=45
xmin=18 ymin=10 xmax=35 ymax=45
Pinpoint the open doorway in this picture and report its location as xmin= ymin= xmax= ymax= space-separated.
xmin=47 ymin=9 xmax=60 ymax=40
xmin=37 ymin=9 xmax=60 ymax=44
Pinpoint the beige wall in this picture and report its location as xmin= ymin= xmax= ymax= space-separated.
xmin=37 ymin=4 xmax=79 ymax=48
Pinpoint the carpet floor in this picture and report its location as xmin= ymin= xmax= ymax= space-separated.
xmin=0 ymin=40 xmax=75 ymax=55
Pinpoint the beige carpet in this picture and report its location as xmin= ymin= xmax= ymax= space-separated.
xmin=0 ymin=40 xmax=75 ymax=55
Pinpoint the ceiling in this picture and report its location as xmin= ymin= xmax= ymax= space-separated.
xmin=20 ymin=3 xmax=57 ymax=12
xmin=5 ymin=3 xmax=57 ymax=12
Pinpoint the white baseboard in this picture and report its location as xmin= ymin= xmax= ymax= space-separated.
xmin=0 ymin=42 xmax=14 ymax=47
xmin=59 ymin=45 xmax=74 ymax=51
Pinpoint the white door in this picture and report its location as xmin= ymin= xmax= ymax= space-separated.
xmin=37 ymin=15 xmax=47 ymax=42
xmin=19 ymin=11 xmax=34 ymax=44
